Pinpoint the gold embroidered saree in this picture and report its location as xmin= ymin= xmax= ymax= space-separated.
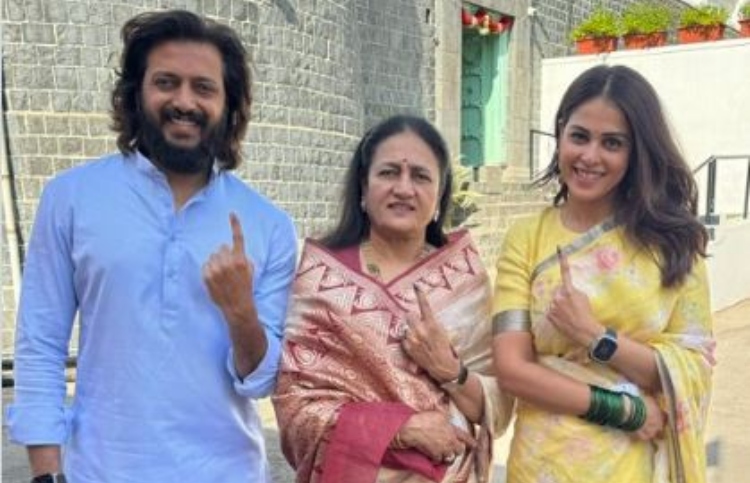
xmin=273 ymin=231 xmax=513 ymax=483
xmin=493 ymin=208 xmax=714 ymax=483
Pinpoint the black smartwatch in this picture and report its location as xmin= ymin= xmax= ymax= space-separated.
xmin=31 ymin=474 xmax=67 ymax=483
xmin=588 ymin=328 xmax=618 ymax=363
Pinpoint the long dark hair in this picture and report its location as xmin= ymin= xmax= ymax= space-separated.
xmin=535 ymin=65 xmax=707 ymax=287
xmin=110 ymin=9 xmax=251 ymax=170
xmin=320 ymin=115 xmax=453 ymax=249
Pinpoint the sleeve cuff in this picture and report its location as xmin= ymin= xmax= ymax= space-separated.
xmin=5 ymin=403 xmax=72 ymax=445
xmin=226 ymin=329 xmax=282 ymax=399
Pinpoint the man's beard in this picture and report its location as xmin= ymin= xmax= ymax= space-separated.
xmin=137 ymin=106 xmax=227 ymax=175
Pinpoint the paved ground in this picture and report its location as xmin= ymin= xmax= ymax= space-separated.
xmin=3 ymin=298 xmax=747 ymax=482
xmin=0 ymin=392 xmax=296 ymax=483
xmin=704 ymin=298 xmax=750 ymax=483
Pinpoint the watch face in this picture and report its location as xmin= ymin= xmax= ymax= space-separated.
xmin=593 ymin=337 xmax=618 ymax=361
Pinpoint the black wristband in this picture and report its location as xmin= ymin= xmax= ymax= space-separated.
xmin=31 ymin=474 xmax=67 ymax=483
xmin=456 ymin=362 xmax=469 ymax=385
xmin=440 ymin=361 xmax=468 ymax=391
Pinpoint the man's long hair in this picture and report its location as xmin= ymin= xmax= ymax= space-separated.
xmin=110 ymin=9 xmax=251 ymax=170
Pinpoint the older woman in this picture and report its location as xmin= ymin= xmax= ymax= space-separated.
xmin=273 ymin=115 xmax=513 ymax=483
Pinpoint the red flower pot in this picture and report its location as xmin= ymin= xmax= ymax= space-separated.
xmin=622 ymin=32 xmax=668 ymax=49
xmin=575 ymin=36 xmax=618 ymax=54
xmin=677 ymin=25 xmax=725 ymax=44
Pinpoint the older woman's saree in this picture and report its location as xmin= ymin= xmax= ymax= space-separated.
xmin=273 ymin=231 xmax=513 ymax=483
xmin=493 ymin=208 xmax=714 ymax=483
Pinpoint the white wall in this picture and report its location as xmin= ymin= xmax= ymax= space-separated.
xmin=707 ymin=221 xmax=750 ymax=311
xmin=540 ymin=38 xmax=750 ymax=168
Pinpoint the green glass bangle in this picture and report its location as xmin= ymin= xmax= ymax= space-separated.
xmin=617 ymin=393 xmax=647 ymax=431
xmin=581 ymin=385 xmax=626 ymax=427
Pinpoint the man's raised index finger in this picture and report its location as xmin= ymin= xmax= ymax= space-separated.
xmin=229 ymin=212 xmax=245 ymax=254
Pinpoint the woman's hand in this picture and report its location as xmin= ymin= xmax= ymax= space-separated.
xmin=397 ymin=411 xmax=476 ymax=463
xmin=633 ymin=393 xmax=665 ymax=441
xmin=546 ymin=248 xmax=602 ymax=347
xmin=401 ymin=287 xmax=460 ymax=383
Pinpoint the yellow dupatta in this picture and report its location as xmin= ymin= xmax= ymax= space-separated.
xmin=493 ymin=208 xmax=713 ymax=483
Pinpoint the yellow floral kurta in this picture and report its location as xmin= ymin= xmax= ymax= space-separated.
xmin=493 ymin=208 xmax=714 ymax=483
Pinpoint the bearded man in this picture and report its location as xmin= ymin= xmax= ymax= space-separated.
xmin=6 ymin=10 xmax=297 ymax=483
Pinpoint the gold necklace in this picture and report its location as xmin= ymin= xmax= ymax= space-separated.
xmin=360 ymin=240 xmax=433 ymax=280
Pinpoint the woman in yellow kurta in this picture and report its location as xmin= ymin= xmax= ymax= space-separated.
xmin=492 ymin=65 xmax=714 ymax=483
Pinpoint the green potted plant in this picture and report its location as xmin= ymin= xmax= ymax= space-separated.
xmin=448 ymin=162 xmax=482 ymax=229
xmin=570 ymin=8 xmax=620 ymax=54
xmin=621 ymin=2 xmax=672 ymax=49
xmin=739 ymin=1 xmax=750 ymax=37
xmin=677 ymin=3 xmax=729 ymax=43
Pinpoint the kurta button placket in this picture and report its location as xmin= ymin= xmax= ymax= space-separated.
xmin=162 ymin=213 xmax=181 ymax=328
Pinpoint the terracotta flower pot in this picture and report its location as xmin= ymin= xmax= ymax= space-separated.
xmin=740 ymin=20 xmax=750 ymax=38
xmin=677 ymin=25 xmax=725 ymax=44
xmin=622 ymin=32 xmax=668 ymax=49
xmin=575 ymin=36 xmax=618 ymax=55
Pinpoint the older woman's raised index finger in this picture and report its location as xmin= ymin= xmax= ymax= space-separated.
xmin=413 ymin=285 xmax=437 ymax=326
xmin=229 ymin=212 xmax=245 ymax=255
xmin=556 ymin=246 xmax=573 ymax=291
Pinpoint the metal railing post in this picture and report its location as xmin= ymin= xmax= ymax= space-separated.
xmin=528 ymin=131 xmax=534 ymax=180
xmin=706 ymin=158 xmax=716 ymax=223
xmin=693 ymin=154 xmax=750 ymax=224
xmin=529 ymin=129 xmax=555 ymax=180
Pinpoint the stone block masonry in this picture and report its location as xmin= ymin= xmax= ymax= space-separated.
xmin=0 ymin=0 xmax=437 ymax=357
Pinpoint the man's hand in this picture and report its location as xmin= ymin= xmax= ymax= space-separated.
xmin=203 ymin=213 xmax=265 ymax=378
xmin=27 ymin=445 xmax=62 ymax=478
xmin=203 ymin=213 xmax=257 ymax=325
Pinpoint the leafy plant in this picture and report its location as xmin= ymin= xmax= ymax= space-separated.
xmin=570 ymin=8 xmax=620 ymax=41
xmin=679 ymin=4 xmax=728 ymax=27
xmin=741 ymin=2 xmax=750 ymax=20
xmin=448 ymin=163 xmax=482 ymax=229
xmin=622 ymin=2 xmax=672 ymax=35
